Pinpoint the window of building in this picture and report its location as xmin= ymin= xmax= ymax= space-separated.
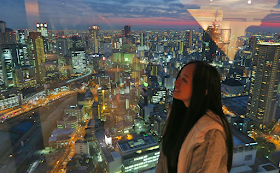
xmin=245 ymin=154 xmax=252 ymax=161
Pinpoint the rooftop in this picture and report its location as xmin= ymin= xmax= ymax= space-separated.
xmin=222 ymin=96 xmax=249 ymax=116
xmin=51 ymin=128 xmax=75 ymax=136
xmin=231 ymin=125 xmax=256 ymax=146
xmin=117 ymin=135 xmax=158 ymax=153
xmin=75 ymin=140 xmax=88 ymax=144
xmin=259 ymin=42 xmax=280 ymax=46
xmin=222 ymin=78 xmax=243 ymax=86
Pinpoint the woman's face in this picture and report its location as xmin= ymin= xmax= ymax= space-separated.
xmin=173 ymin=63 xmax=195 ymax=107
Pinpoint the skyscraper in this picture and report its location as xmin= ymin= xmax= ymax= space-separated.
xmin=140 ymin=31 xmax=145 ymax=46
xmin=124 ymin=25 xmax=131 ymax=37
xmin=246 ymin=42 xmax=280 ymax=127
xmin=70 ymin=48 xmax=86 ymax=75
xmin=202 ymin=25 xmax=218 ymax=63
xmin=36 ymin=23 xmax=48 ymax=37
xmin=89 ymin=25 xmax=99 ymax=54
xmin=27 ymin=32 xmax=46 ymax=84
xmin=17 ymin=29 xmax=28 ymax=44
xmin=56 ymin=37 xmax=69 ymax=56
xmin=185 ymin=30 xmax=193 ymax=48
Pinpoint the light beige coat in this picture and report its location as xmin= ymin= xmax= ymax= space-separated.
xmin=155 ymin=109 xmax=228 ymax=173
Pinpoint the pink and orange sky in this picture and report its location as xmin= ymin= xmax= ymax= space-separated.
xmin=1 ymin=0 xmax=280 ymax=32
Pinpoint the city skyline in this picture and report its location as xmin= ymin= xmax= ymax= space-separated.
xmin=2 ymin=0 xmax=280 ymax=31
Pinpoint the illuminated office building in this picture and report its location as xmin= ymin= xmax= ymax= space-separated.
xmin=27 ymin=32 xmax=46 ymax=84
xmin=89 ymin=25 xmax=99 ymax=53
xmin=116 ymin=135 xmax=160 ymax=172
xmin=0 ymin=21 xmax=16 ymax=44
xmin=124 ymin=25 xmax=131 ymax=37
xmin=0 ymin=43 xmax=29 ymax=87
xmin=64 ymin=105 xmax=85 ymax=123
xmin=202 ymin=25 xmax=218 ymax=63
xmin=69 ymin=35 xmax=83 ymax=49
xmin=56 ymin=37 xmax=69 ymax=56
xmin=70 ymin=48 xmax=86 ymax=75
xmin=0 ymin=88 xmax=23 ymax=111
xmin=36 ymin=23 xmax=48 ymax=37
xmin=179 ymin=41 xmax=184 ymax=53
xmin=246 ymin=42 xmax=280 ymax=127
xmin=140 ymin=31 xmax=145 ymax=46
xmin=17 ymin=29 xmax=28 ymax=44
xmin=97 ymin=86 xmax=110 ymax=120
xmin=57 ymin=116 xmax=78 ymax=129
xmin=185 ymin=29 xmax=193 ymax=48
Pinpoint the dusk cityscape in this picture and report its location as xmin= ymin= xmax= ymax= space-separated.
xmin=2 ymin=0 xmax=280 ymax=173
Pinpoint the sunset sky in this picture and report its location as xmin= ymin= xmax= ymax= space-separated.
xmin=1 ymin=0 xmax=280 ymax=31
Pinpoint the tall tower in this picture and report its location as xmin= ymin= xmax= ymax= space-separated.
xmin=36 ymin=23 xmax=48 ymax=37
xmin=246 ymin=42 xmax=280 ymax=127
xmin=185 ymin=30 xmax=193 ymax=48
xmin=140 ymin=31 xmax=145 ymax=46
xmin=27 ymin=32 xmax=46 ymax=84
xmin=89 ymin=25 xmax=99 ymax=54
xmin=124 ymin=25 xmax=131 ymax=37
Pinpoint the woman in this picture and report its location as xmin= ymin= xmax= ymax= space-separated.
xmin=155 ymin=61 xmax=233 ymax=173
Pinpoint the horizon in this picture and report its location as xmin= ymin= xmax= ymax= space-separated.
xmin=2 ymin=0 xmax=280 ymax=32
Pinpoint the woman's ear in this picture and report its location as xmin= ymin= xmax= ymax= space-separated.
xmin=205 ymin=89 xmax=208 ymax=96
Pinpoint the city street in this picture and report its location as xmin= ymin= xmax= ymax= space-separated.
xmin=0 ymin=93 xmax=78 ymax=173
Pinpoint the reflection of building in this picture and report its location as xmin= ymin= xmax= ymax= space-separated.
xmin=247 ymin=43 xmax=280 ymax=127
xmin=116 ymin=135 xmax=160 ymax=172
xmin=202 ymin=25 xmax=218 ymax=63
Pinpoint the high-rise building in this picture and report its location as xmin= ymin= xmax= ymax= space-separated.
xmin=69 ymin=35 xmax=83 ymax=49
xmin=0 ymin=21 xmax=6 ymax=33
xmin=27 ymin=32 xmax=46 ymax=84
xmin=124 ymin=25 xmax=131 ymax=37
xmin=36 ymin=23 xmax=48 ymax=37
xmin=89 ymin=25 xmax=99 ymax=54
xmin=140 ymin=31 xmax=145 ymax=46
xmin=70 ymin=48 xmax=86 ymax=75
xmin=246 ymin=42 xmax=280 ymax=127
xmin=185 ymin=29 xmax=193 ymax=48
xmin=202 ymin=26 xmax=218 ymax=63
xmin=56 ymin=37 xmax=69 ymax=56
xmin=117 ymin=135 xmax=160 ymax=172
xmin=0 ymin=28 xmax=16 ymax=44
xmin=179 ymin=41 xmax=184 ymax=53
xmin=17 ymin=29 xmax=28 ymax=44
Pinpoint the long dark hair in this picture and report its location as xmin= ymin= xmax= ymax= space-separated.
xmin=160 ymin=61 xmax=233 ymax=172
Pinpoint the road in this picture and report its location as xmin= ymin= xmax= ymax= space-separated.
xmin=0 ymin=92 xmax=78 ymax=173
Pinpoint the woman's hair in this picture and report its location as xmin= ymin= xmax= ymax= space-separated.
xmin=160 ymin=60 xmax=233 ymax=172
